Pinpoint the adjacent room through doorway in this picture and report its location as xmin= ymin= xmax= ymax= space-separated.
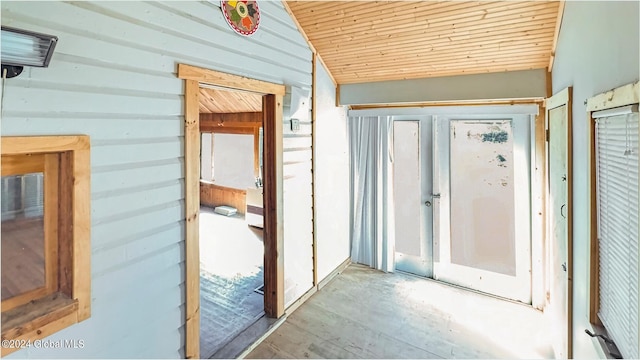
xmin=197 ymin=87 xmax=266 ymax=358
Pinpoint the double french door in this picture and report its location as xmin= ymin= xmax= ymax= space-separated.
xmin=393 ymin=111 xmax=532 ymax=304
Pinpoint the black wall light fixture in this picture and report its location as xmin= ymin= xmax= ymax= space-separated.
xmin=1 ymin=26 xmax=58 ymax=78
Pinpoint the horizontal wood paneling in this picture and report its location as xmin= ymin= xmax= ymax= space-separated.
xmin=0 ymin=116 xmax=184 ymax=141
xmin=1 ymin=0 xmax=312 ymax=357
xmin=283 ymin=121 xmax=312 ymax=136
xmin=92 ymin=181 xmax=183 ymax=222
xmin=284 ymin=135 xmax=313 ymax=149
xmin=282 ymin=96 xmax=314 ymax=307
xmin=199 ymin=182 xmax=247 ymax=214
xmin=200 ymin=112 xmax=262 ymax=129
xmin=287 ymin=1 xmax=561 ymax=84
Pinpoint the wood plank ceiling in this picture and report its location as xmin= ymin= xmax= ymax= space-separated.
xmin=199 ymin=87 xmax=262 ymax=113
xmin=287 ymin=1 xmax=562 ymax=84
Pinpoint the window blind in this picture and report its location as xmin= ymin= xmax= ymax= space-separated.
xmin=595 ymin=110 xmax=639 ymax=359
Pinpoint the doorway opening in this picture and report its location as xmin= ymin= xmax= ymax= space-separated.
xmin=390 ymin=106 xmax=538 ymax=305
xmin=198 ymin=87 xmax=266 ymax=358
xmin=178 ymin=64 xmax=285 ymax=360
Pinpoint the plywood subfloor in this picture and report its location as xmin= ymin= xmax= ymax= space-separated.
xmin=200 ymin=206 xmax=264 ymax=358
xmin=248 ymin=264 xmax=554 ymax=359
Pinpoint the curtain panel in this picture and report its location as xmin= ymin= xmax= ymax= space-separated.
xmin=349 ymin=116 xmax=396 ymax=272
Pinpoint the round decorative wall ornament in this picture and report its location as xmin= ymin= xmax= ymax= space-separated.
xmin=221 ymin=0 xmax=260 ymax=37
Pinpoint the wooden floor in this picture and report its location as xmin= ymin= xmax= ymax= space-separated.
xmin=248 ymin=264 xmax=554 ymax=359
xmin=1 ymin=216 xmax=45 ymax=300
xmin=200 ymin=206 xmax=265 ymax=359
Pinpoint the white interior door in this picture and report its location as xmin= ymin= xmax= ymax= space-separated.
xmin=433 ymin=115 xmax=532 ymax=304
xmin=393 ymin=117 xmax=433 ymax=277
xmin=545 ymin=87 xmax=572 ymax=359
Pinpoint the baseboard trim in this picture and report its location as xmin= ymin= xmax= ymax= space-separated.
xmin=236 ymin=316 xmax=287 ymax=359
xmin=285 ymin=286 xmax=317 ymax=315
xmin=318 ymin=258 xmax=351 ymax=290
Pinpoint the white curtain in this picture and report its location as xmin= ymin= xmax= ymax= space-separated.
xmin=349 ymin=116 xmax=396 ymax=272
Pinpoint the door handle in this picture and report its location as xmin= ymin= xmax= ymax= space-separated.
xmin=561 ymin=262 xmax=567 ymax=272
xmin=561 ymin=204 xmax=567 ymax=219
xmin=432 ymin=193 xmax=441 ymax=198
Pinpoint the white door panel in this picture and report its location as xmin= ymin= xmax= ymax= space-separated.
xmin=434 ymin=115 xmax=532 ymax=304
xmin=393 ymin=117 xmax=432 ymax=277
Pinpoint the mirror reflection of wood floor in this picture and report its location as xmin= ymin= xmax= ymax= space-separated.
xmin=199 ymin=206 xmax=264 ymax=359
xmin=248 ymin=264 xmax=554 ymax=359
xmin=1 ymin=217 xmax=45 ymax=300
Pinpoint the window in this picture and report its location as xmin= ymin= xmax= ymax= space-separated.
xmin=1 ymin=136 xmax=91 ymax=356
xmin=589 ymin=82 xmax=639 ymax=359
xmin=200 ymin=130 xmax=262 ymax=188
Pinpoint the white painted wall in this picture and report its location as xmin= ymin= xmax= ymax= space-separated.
xmin=551 ymin=1 xmax=640 ymax=358
xmin=339 ymin=69 xmax=547 ymax=105
xmin=315 ymin=59 xmax=350 ymax=282
xmin=0 ymin=1 xmax=313 ymax=357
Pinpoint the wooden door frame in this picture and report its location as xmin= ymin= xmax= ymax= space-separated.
xmin=178 ymin=64 xmax=285 ymax=359
xmin=545 ymin=86 xmax=573 ymax=359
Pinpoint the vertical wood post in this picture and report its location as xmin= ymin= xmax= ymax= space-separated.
xmin=263 ymin=94 xmax=285 ymax=318
xmin=184 ymin=79 xmax=201 ymax=359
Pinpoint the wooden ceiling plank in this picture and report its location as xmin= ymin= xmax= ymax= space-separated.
xmin=286 ymin=1 xmax=561 ymax=84
xmin=281 ymin=1 xmax=339 ymax=86
xmin=287 ymin=1 xmax=373 ymax=14
xmin=323 ymin=32 xmax=555 ymax=62
xmin=308 ymin=12 xmax=558 ymax=49
xmin=324 ymin=26 xmax=553 ymax=57
xmin=290 ymin=1 xmax=398 ymax=20
xmin=300 ymin=2 xmax=556 ymax=39
xmin=329 ymin=49 xmax=553 ymax=72
xmin=291 ymin=1 xmax=469 ymax=24
xmin=327 ymin=47 xmax=554 ymax=70
xmin=341 ymin=55 xmax=549 ymax=73
xmin=307 ymin=9 xmax=558 ymax=45
xmin=340 ymin=57 xmax=549 ymax=78
xmin=324 ymin=42 xmax=553 ymax=67
xmin=292 ymin=1 xmax=503 ymax=27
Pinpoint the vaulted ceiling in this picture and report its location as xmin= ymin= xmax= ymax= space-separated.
xmin=286 ymin=1 xmax=563 ymax=84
